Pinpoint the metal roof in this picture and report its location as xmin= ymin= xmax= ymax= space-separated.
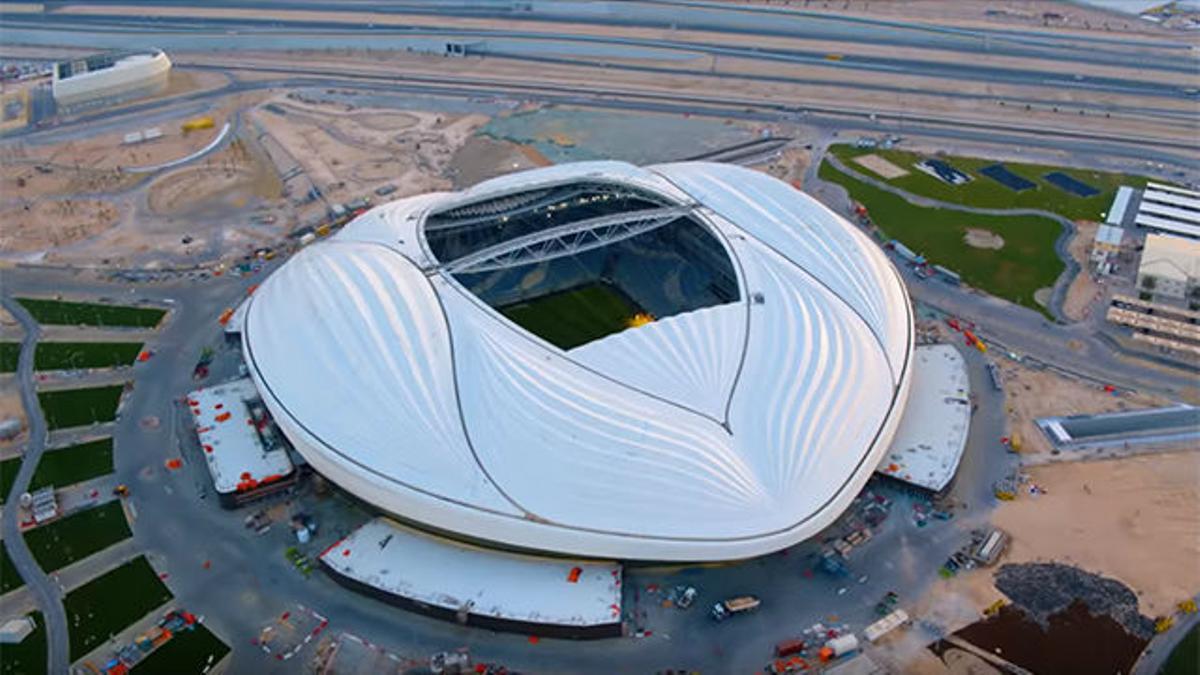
xmin=242 ymin=161 xmax=913 ymax=561
xmin=187 ymin=378 xmax=294 ymax=495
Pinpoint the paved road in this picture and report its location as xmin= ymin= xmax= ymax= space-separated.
xmin=1133 ymin=592 xmax=1200 ymax=675
xmin=0 ymin=296 xmax=69 ymax=675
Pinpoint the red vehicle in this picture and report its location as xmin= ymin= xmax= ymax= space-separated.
xmin=775 ymin=638 xmax=805 ymax=657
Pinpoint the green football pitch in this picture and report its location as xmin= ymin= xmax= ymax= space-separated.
xmin=499 ymin=282 xmax=644 ymax=350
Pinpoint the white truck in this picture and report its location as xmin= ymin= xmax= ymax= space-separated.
xmin=711 ymin=595 xmax=761 ymax=621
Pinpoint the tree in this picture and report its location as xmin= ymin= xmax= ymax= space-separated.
xmin=1140 ymin=275 xmax=1157 ymax=291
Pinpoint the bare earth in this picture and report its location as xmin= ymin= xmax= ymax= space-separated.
xmin=0 ymin=199 xmax=121 ymax=253
xmin=0 ymin=382 xmax=28 ymax=452
xmin=993 ymin=451 xmax=1200 ymax=617
xmin=994 ymin=359 xmax=1170 ymax=458
xmin=1062 ymin=222 xmax=1103 ymax=322
xmin=855 ymin=153 xmax=909 ymax=179
xmin=963 ymin=228 xmax=1005 ymax=250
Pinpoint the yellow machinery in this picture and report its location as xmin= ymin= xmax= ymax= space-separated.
xmin=627 ymin=312 xmax=656 ymax=328
xmin=181 ymin=116 xmax=215 ymax=133
xmin=1178 ymin=599 xmax=1197 ymax=614
xmin=1156 ymin=616 xmax=1175 ymax=633
xmin=983 ymin=599 xmax=1008 ymax=617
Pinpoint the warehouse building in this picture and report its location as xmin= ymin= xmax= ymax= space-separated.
xmin=1137 ymin=233 xmax=1200 ymax=300
xmin=1133 ymin=182 xmax=1200 ymax=239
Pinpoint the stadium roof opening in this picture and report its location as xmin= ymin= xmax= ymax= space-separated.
xmin=425 ymin=181 xmax=738 ymax=349
xmin=242 ymin=161 xmax=914 ymax=561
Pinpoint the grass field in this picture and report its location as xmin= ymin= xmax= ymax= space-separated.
xmin=0 ymin=456 xmax=20 ymax=504
xmin=828 ymin=144 xmax=1148 ymax=222
xmin=33 ymin=342 xmax=143 ymax=371
xmin=0 ymin=612 xmax=45 ymax=675
xmin=820 ymin=159 xmax=1063 ymax=314
xmin=499 ymin=282 xmax=643 ymax=350
xmin=65 ymin=556 xmax=173 ymax=661
xmin=15 ymin=298 xmax=165 ymax=329
xmin=38 ymin=384 xmax=125 ymax=430
xmin=29 ymin=438 xmax=114 ymax=491
xmin=1 ymin=547 xmax=23 ymax=595
xmin=0 ymin=342 xmax=18 ymax=372
xmin=1161 ymin=624 xmax=1199 ymax=675
xmin=24 ymin=500 xmax=131 ymax=572
xmin=132 ymin=623 xmax=230 ymax=674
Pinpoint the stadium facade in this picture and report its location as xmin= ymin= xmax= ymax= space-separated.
xmin=242 ymin=161 xmax=913 ymax=561
xmin=52 ymin=49 xmax=171 ymax=109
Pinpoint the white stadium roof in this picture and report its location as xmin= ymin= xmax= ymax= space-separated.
xmin=243 ymin=161 xmax=913 ymax=561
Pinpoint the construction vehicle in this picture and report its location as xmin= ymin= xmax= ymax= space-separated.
xmin=993 ymin=475 xmax=1018 ymax=501
xmin=864 ymin=609 xmax=909 ymax=642
xmin=181 ymin=116 xmax=215 ymax=133
xmin=774 ymin=637 xmax=805 ymax=657
xmin=1156 ymin=616 xmax=1175 ymax=633
xmin=1179 ymin=599 xmax=1197 ymax=615
xmin=711 ymin=595 xmax=760 ymax=621
xmin=825 ymin=634 xmax=860 ymax=657
xmin=983 ymin=599 xmax=1008 ymax=617
xmin=769 ymin=655 xmax=809 ymax=674
xmin=430 ymin=650 xmax=471 ymax=674
xmin=113 ymin=484 xmax=129 ymax=498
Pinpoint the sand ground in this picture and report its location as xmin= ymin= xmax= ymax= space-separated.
xmin=0 ymin=199 xmax=121 ymax=253
xmin=993 ymin=358 xmax=1169 ymax=458
xmin=992 ymin=451 xmax=1200 ymax=617
xmin=964 ymin=229 xmax=1005 ymax=250
xmin=854 ymin=153 xmax=909 ymax=179
xmin=1062 ymin=222 xmax=1104 ymax=322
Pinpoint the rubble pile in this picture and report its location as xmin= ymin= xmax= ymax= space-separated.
xmin=994 ymin=562 xmax=1154 ymax=638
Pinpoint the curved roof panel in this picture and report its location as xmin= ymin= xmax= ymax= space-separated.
xmin=243 ymin=161 xmax=912 ymax=560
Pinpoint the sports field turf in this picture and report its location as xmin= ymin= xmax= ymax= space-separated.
xmin=829 ymin=144 xmax=1147 ymax=222
xmin=820 ymin=160 xmax=1063 ymax=315
xmin=1161 ymin=624 xmax=1199 ymax=675
xmin=0 ymin=456 xmax=21 ymax=504
xmin=37 ymin=384 xmax=125 ymax=430
xmin=0 ymin=342 xmax=19 ymax=372
xmin=33 ymin=342 xmax=143 ymax=371
xmin=132 ymin=623 xmax=230 ymax=674
xmin=15 ymin=298 xmax=165 ymax=328
xmin=1 ymin=547 xmax=23 ymax=595
xmin=29 ymin=438 xmax=114 ymax=491
xmin=499 ymin=282 xmax=643 ymax=350
xmin=24 ymin=500 xmax=131 ymax=572
xmin=0 ymin=612 xmax=45 ymax=675
xmin=65 ymin=556 xmax=173 ymax=660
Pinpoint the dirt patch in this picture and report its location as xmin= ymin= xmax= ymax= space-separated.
xmin=0 ymin=385 xmax=28 ymax=450
xmin=855 ymin=152 xmax=908 ymax=179
xmin=0 ymin=199 xmax=121 ymax=252
xmin=447 ymin=135 xmax=543 ymax=189
xmin=146 ymin=137 xmax=281 ymax=218
xmin=993 ymin=358 xmax=1169 ymax=458
xmin=949 ymin=601 xmax=1147 ymax=675
xmin=1063 ymin=221 xmax=1103 ymax=322
xmin=963 ymin=228 xmax=1004 ymax=250
xmin=992 ymin=452 xmax=1200 ymax=617
xmin=351 ymin=112 xmax=418 ymax=131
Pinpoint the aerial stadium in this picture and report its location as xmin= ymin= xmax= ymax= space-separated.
xmin=239 ymin=160 xmax=914 ymax=562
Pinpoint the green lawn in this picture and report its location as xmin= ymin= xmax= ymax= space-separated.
xmin=827 ymin=144 xmax=1148 ymax=222
xmin=499 ymin=282 xmax=643 ymax=350
xmin=37 ymin=384 xmax=125 ymax=430
xmin=29 ymin=438 xmax=114 ymax=491
xmin=33 ymin=342 xmax=143 ymax=371
xmin=24 ymin=500 xmax=131 ymax=572
xmin=1 ymin=546 xmax=23 ymax=595
xmin=0 ymin=342 xmax=18 ymax=372
xmin=1161 ymin=624 xmax=1200 ymax=675
xmin=64 ymin=556 xmax=173 ymax=661
xmin=0 ymin=456 xmax=20 ymax=504
xmin=15 ymin=298 xmax=165 ymax=329
xmin=0 ymin=612 xmax=45 ymax=675
xmin=132 ymin=623 xmax=230 ymax=674
xmin=820 ymin=159 xmax=1064 ymax=314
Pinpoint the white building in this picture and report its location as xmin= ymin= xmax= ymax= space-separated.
xmin=1134 ymin=183 xmax=1200 ymax=240
xmin=52 ymin=49 xmax=171 ymax=109
xmin=241 ymin=160 xmax=914 ymax=562
xmin=1138 ymin=233 xmax=1200 ymax=300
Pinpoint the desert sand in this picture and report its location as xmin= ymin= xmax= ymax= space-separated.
xmin=0 ymin=199 xmax=121 ymax=252
xmin=992 ymin=451 xmax=1200 ymax=617
xmin=1062 ymin=221 xmax=1104 ymax=322
xmin=855 ymin=153 xmax=909 ymax=179
xmin=963 ymin=229 xmax=1005 ymax=250
xmin=994 ymin=359 xmax=1169 ymax=457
